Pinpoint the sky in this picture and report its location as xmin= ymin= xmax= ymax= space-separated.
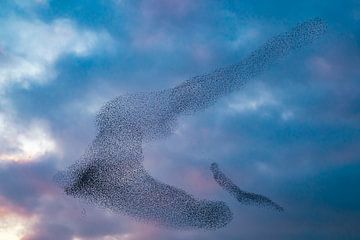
xmin=0 ymin=0 xmax=359 ymax=239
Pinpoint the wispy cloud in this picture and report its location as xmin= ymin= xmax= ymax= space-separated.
xmin=224 ymin=82 xmax=294 ymax=121
xmin=0 ymin=17 xmax=112 ymax=89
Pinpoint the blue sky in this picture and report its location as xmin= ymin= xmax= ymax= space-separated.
xmin=0 ymin=0 xmax=359 ymax=239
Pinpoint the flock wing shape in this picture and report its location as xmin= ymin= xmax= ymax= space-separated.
xmin=55 ymin=18 xmax=327 ymax=230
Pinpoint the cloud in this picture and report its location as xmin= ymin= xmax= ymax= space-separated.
xmin=0 ymin=160 xmax=131 ymax=240
xmin=224 ymin=82 xmax=294 ymax=121
xmin=0 ymin=15 xmax=113 ymax=163
xmin=227 ymin=87 xmax=277 ymax=113
xmin=0 ymin=199 xmax=38 ymax=240
xmin=0 ymin=17 xmax=112 ymax=90
xmin=0 ymin=114 xmax=59 ymax=162
xmin=0 ymin=95 xmax=59 ymax=163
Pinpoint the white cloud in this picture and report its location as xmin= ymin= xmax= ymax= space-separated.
xmin=0 ymin=211 xmax=36 ymax=240
xmin=225 ymin=83 xmax=294 ymax=121
xmin=0 ymin=200 xmax=38 ymax=240
xmin=227 ymin=86 xmax=278 ymax=113
xmin=0 ymin=113 xmax=59 ymax=162
xmin=0 ymin=17 xmax=112 ymax=90
xmin=0 ymin=17 xmax=113 ymax=163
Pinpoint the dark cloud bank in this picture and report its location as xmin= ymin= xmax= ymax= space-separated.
xmin=55 ymin=18 xmax=326 ymax=230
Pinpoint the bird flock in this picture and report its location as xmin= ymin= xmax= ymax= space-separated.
xmin=55 ymin=18 xmax=327 ymax=230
